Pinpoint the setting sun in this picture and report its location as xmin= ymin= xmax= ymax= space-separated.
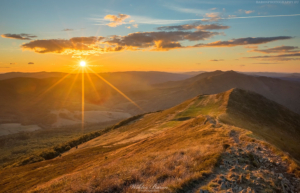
xmin=80 ymin=61 xmax=86 ymax=67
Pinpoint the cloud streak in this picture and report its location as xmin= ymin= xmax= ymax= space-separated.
xmin=1 ymin=33 xmax=37 ymax=40
xmin=193 ymin=36 xmax=292 ymax=47
xmin=62 ymin=28 xmax=74 ymax=31
xmin=92 ymin=13 xmax=300 ymax=26
xmin=157 ymin=23 xmax=230 ymax=31
xmin=247 ymin=53 xmax=300 ymax=61
xmin=248 ymin=46 xmax=299 ymax=53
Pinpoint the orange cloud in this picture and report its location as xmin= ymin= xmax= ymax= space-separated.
xmin=203 ymin=12 xmax=222 ymax=21
xmin=21 ymin=36 xmax=104 ymax=55
xmin=238 ymin=9 xmax=255 ymax=14
xmin=104 ymin=14 xmax=130 ymax=27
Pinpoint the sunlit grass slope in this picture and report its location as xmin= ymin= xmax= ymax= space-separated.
xmin=0 ymin=88 xmax=299 ymax=193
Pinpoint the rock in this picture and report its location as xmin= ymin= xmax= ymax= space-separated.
xmin=225 ymin=181 xmax=230 ymax=188
xmin=220 ymin=182 xmax=227 ymax=190
xmin=220 ymin=165 xmax=224 ymax=169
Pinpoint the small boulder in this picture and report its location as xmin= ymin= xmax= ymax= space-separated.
xmin=220 ymin=182 xmax=227 ymax=190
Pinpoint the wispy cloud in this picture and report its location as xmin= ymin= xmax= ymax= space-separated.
xmin=248 ymin=46 xmax=299 ymax=54
xmin=246 ymin=53 xmax=300 ymax=61
xmin=166 ymin=5 xmax=207 ymax=15
xmin=1 ymin=33 xmax=37 ymax=40
xmin=209 ymin=59 xmax=224 ymax=61
xmin=62 ymin=28 xmax=74 ymax=31
xmin=157 ymin=23 xmax=229 ymax=31
xmin=92 ymin=13 xmax=300 ymax=26
xmin=238 ymin=9 xmax=255 ymax=14
xmin=193 ymin=36 xmax=292 ymax=47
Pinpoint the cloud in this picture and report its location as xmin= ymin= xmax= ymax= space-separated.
xmin=210 ymin=8 xmax=217 ymax=10
xmin=203 ymin=12 xmax=222 ymax=21
xmin=104 ymin=14 xmax=130 ymax=27
xmin=246 ymin=45 xmax=300 ymax=61
xmin=157 ymin=22 xmax=230 ymax=31
xmin=193 ymin=36 xmax=292 ymax=47
xmin=126 ymin=26 xmax=131 ymax=29
xmin=1 ymin=33 xmax=37 ymax=40
xmin=132 ymin=24 xmax=138 ymax=28
xmin=209 ymin=59 xmax=224 ymax=61
xmin=28 ymin=62 xmax=34 ymax=64
xmin=248 ymin=46 xmax=299 ymax=53
xmin=240 ymin=65 xmax=245 ymax=67
xmin=239 ymin=9 xmax=255 ymax=14
xmin=10 ymin=63 xmax=16 ymax=65
xmin=247 ymin=52 xmax=300 ymax=61
xmin=167 ymin=6 xmax=206 ymax=15
xmin=62 ymin=28 xmax=74 ymax=31
xmin=21 ymin=36 xmax=105 ymax=54
xmin=92 ymin=13 xmax=300 ymax=26
xmin=105 ymin=30 xmax=219 ymax=51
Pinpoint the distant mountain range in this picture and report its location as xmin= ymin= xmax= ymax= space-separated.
xmin=132 ymin=70 xmax=300 ymax=115
xmin=0 ymin=70 xmax=300 ymax=128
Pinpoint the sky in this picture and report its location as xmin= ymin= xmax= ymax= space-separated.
xmin=0 ymin=0 xmax=300 ymax=73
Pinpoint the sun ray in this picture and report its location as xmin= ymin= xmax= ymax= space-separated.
xmin=87 ymin=66 xmax=144 ymax=112
xmin=38 ymin=67 xmax=78 ymax=98
xmin=81 ymin=67 xmax=85 ymax=132
xmin=60 ymin=69 xmax=80 ymax=108
xmin=86 ymin=70 xmax=101 ymax=101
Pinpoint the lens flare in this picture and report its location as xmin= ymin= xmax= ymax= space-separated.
xmin=80 ymin=61 xmax=86 ymax=67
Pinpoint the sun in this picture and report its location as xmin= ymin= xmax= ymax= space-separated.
xmin=80 ymin=61 xmax=86 ymax=67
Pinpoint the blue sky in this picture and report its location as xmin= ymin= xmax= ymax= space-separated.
xmin=0 ymin=0 xmax=300 ymax=72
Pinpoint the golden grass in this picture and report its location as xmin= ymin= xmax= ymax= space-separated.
xmin=2 ymin=89 xmax=300 ymax=193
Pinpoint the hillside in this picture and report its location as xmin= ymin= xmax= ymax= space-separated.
xmin=1 ymin=89 xmax=300 ymax=193
xmin=136 ymin=70 xmax=300 ymax=114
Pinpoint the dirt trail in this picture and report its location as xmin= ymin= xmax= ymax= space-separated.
xmin=194 ymin=131 xmax=300 ymax=193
